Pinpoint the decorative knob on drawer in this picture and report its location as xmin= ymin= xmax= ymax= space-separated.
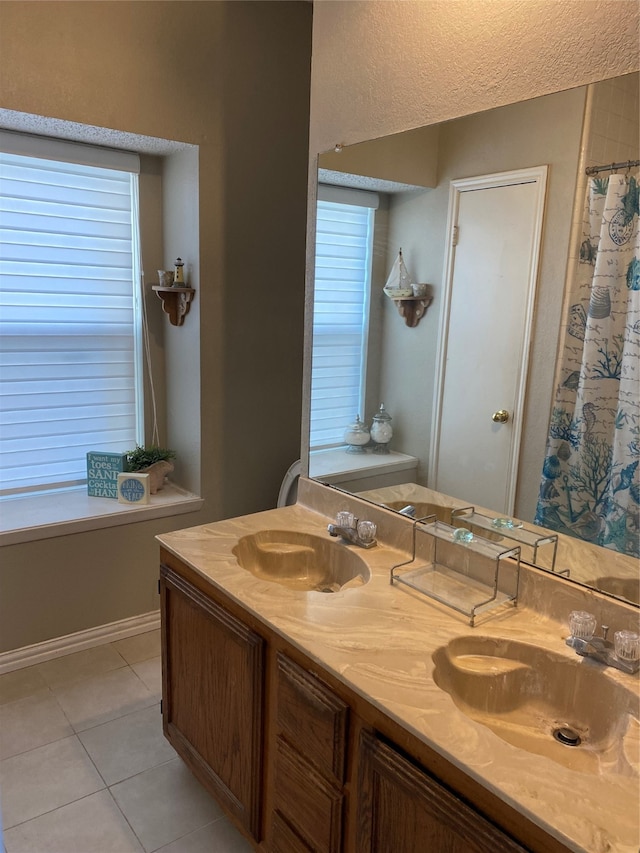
xmin=492 ymin=410 xmax=510 ymax=423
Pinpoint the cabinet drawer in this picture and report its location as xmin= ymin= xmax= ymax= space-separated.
xmin=276 ymin=652 xmax=348 ymax=783
xmin=274 ymin=736 xmax=343 ymax=853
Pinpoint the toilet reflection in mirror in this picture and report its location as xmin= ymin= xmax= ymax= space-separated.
xmin=304 ymin=72 xmax=639 ymax=606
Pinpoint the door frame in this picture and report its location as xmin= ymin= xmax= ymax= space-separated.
xmin=428 ymin=166 xmax=548 ymax=513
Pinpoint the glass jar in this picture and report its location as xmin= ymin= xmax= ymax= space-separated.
xmin=371 ymin=403 xmax=393 ymax=454
xmin=344 ymin=415 xmax=370 ymax=453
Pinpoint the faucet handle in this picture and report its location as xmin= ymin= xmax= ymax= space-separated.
xmin=336 ymin=511 xmax=356 ymax=528
xmin=356 ymin=520 xmax=377 ymax=544
xmin=569 ymin=610 xmax=597 ymax=640
xmin=614 ymin=630 xmax=640 ymax=662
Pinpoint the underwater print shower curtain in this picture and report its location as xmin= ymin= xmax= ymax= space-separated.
xmin=535 ymin=172 xmax=639 ymax=557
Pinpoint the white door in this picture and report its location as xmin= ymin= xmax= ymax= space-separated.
xmin=430 ymin=168 xmax=547 ymax=515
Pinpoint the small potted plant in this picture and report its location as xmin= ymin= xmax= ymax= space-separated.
xmin=126 ymin=445 xmax=176 ymax=493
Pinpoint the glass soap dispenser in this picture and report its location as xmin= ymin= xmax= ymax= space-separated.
xmin=371 ymin=403 xmax=393 ymax=453
xmin=344 ymin=415 xmax=370 ymax=453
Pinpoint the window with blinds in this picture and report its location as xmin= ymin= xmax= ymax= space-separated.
xmin=0 ymin=135 xmax=142 ymax=495
xmin=310 ymin=187 xmax=377 ymax=449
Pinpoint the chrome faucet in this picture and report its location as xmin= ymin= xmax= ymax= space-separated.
xmin=327 ymin=511 xmax=377 ymax=549
xmin=566 ymin=611 xmax=639 ymax=674
xmin=398 ymin=504 xmax=416 ymax=517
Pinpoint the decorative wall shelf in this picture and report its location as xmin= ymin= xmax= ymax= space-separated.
xmin=152 ymin=286 xmax=195 ymax=326
xmin=390 ymin=295 xmax=433 ymax=328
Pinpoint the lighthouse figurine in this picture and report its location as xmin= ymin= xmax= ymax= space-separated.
xmin=173 ymin=257 xmax=185 ymax=287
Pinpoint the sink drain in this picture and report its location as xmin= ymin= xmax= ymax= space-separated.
xmin=553 ymin=726 xmax=582 ymax=747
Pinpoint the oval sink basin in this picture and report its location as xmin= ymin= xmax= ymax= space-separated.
xmin=432 ymin=635 xmax=639 ymax=775
xmin=232 ymin=529 xmax=371 ymax=592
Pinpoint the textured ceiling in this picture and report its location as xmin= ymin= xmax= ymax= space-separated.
xmin=0 ymin=108 xmax=194 ymax=156
xmin=318 ymin=168 xmax=425 ymax=194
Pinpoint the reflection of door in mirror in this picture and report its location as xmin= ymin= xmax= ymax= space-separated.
xmin=306 ymin=73 xmax=639 ymax=603
xmin=432 ymin=168 xmax=547 ymax=516
xmin=313 ymin=86 xmax=590 ymax=516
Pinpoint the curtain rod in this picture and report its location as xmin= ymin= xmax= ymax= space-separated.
xmin=585 ymin=158 xmax=640 ymax=176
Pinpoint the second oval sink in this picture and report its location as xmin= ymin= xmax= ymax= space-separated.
xmin=232 ymin=529 xmax=371 ymax=592
xmin=432 ymin=635 xmax=639 ymax=775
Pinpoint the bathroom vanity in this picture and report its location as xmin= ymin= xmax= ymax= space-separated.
xmin=157 ymin=481 xmax=639 ymax=853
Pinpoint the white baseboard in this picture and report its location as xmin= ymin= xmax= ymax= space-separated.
xmin=0 ymin=610 xmax=161 ymax=675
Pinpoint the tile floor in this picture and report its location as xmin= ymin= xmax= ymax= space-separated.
xmin=0 ymin=631 xmax=253 ymax=853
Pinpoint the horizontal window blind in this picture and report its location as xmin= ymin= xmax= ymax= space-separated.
xmin=310 ymin=191 xmax=375 ymax=449
xmin=0 ymin=145 xmax=142 ymax=495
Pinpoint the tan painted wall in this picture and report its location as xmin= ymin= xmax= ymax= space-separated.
xmin=0 ymin=1 xmax=312 ymax=652
xmin=2 ymin=0 xmax=638 ymax=652
xmin=319 ymin=125 xmax=440 ymax=187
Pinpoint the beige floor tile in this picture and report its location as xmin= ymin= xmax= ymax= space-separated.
xmin=0 ymin=689 xmax=73 ymax=760
xmin=0 ymin=736 xmax=104 ymax=829
xmin=53 ymin=666 xmax=156 ymax=733
xmin=79 ymin=704 xmax=175 ymax=786
xmin=154 ymin=817 xmax=253 ymax=853
xmin=36 ymin=644 xmax=127 ymax=689
xmin=112 ymin=630 xmax=161 ymax=665
xmin=110 ymin=757 xmax=222 ymax=852
xmin=131 ymin=657 xmax=162 ymax=699
xmin=3 ymin=790 xmax=143 ymax=853
xmin=0 ymin=668 xmax=48 ymax=706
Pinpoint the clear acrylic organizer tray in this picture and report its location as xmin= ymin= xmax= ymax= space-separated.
xmin=450 ymin=506 xmax=559 ymax=573
xmin=390 ymin=517 xmax=521 ymax=627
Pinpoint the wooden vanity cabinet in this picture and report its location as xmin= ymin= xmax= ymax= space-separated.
xmin=159 ymin=551 xmax=565 ymax=853
xmin=160 ymin=562 xmax=265 ymax=841
xmin=356 ymin=730 xmax=528 ymax=853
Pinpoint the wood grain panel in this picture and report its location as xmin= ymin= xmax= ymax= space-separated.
xmin=357 ymin=730 xmax=529 ymax=853
xmin=274 ymin=736 xmax=343 ymax=853
xmin=270 ymin=811 xmax=315 ymax=853
xmin=160 ymin=565 xmax=265 ymax=840
xmin=276 ymin=652 xmax=349 ymax=783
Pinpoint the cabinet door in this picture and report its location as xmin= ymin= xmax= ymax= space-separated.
xmin=357 ymin=731 xmax=528 ymax=853
xmin=160 ymin=565 xmax=265 ymax=840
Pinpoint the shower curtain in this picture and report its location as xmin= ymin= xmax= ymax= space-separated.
xmin=535 ymin=171 xmax=639 ymax=557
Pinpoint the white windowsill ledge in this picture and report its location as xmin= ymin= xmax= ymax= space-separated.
xmin=0 ymin=483 xmax=204 ymax=547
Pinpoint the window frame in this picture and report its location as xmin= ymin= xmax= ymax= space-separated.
xmin=310 ymin=185 xmax=378 ymax=450
xmin=0 ymin=132 xmax=145 ymax=497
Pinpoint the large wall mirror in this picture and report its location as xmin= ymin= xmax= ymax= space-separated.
xmin=306 ymin=72 xmax=639 ymax=607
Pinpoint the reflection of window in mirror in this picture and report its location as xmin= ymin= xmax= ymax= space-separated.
xmin=310 ymin=185 xmax=379 ymax=449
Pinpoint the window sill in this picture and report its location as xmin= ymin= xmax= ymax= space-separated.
xmin=0 ymin=484 xmax=204 ymax=547
xmin=309 ymin=448 xmax=419 ymax=483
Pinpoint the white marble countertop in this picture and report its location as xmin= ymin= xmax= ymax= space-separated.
xmin=157 ymin=493 xmax=639 ymax=853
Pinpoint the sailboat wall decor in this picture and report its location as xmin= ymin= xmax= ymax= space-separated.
xmin=383 ymin=249 xmax=414 ymax=298
xmin=383 ymin=248 xmax=433 ymax=328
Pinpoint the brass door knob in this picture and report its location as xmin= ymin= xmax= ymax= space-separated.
xmin=492 ymin=410 xmax=510 ymax=424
